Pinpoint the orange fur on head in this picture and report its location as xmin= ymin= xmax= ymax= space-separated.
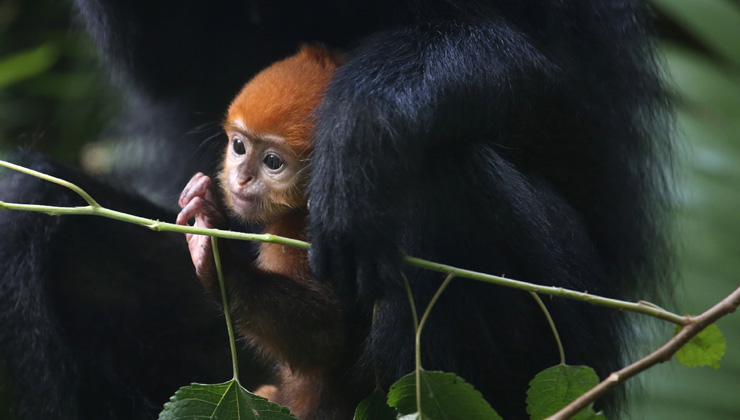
xmin=219 ymin=45 xmax=344 ymax=224
xmin=225 ymin=45 xmax=344 ymax=158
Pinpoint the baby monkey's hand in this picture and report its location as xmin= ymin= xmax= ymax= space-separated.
xmin=176 ymin=172 xmax=228 ymax=286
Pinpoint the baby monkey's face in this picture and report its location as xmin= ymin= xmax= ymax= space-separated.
xmin=220 ymin=122 xmax=307 ymax=223
xmin=218 ymin=44 xmax=342 ymax=223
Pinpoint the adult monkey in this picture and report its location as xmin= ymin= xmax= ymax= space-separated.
xmin=0 ymin=0 xmax=672 ymax=419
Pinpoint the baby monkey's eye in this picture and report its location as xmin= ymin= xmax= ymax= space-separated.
xmin=232 ymin=138 xmax=246 ymax=155
xmin=263 ymin=154 xmax=284 ymax=170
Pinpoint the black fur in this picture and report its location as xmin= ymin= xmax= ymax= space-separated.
xmin=0 ymin=0 xmax=671 ymax=419
xmin=0 ymin=153 xmax=273 ymax=419
xmin=309 ymin=2 xmax=672 ymax=417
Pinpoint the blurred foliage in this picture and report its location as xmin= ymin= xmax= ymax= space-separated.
xmin=0 ymin=0 xmax=119 ymax=164
xmin=0 ymin=0 xmax=739 ymax=419
xmin=634 ymin=0 xmax=740 ymax=419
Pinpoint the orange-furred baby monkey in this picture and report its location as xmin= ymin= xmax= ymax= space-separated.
xmin=176 ymin=46 xmax=366 ymax=419
xmin=177 ymin=44 xmax=339 ymax=283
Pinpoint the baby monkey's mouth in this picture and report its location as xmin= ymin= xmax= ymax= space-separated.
xmin=228 ymin=191 xmax=262 ymax=216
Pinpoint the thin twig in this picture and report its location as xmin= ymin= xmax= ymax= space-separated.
xmin=530 ymin=292 xmax=565 ymax=366
xmin=0 ymin=159 xmax=686 ymax=325
xmin=402 ymin=273 xmax=420 ymax=332
xmin=0 ymin=160 xmax=99 ymax=207
xmin=401 ymin=254 xmax=687 ymax=325
xmin=212 ymin=237 xmax=241 ymax=384
xmin=414 ymin=273 xmax=455 ymax=420
xmin=547 ymin=286 xmax=740 ymax=420
xmin=0 ymin=201 xmax=311 ymax=249
xmin=402 ymin=273 xmax=423 ymax=418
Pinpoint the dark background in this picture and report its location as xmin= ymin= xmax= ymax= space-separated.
xmin=0 ymin=0 xmax=738 ymax=418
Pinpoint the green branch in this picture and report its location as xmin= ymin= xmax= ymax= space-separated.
xmin=402 ymin=274 xmax=423 ymax=419
xmin=401 ymin=254 xmax=687 ymax=325
xmin=212 ymin=237 xmax=241 ymax=384
xmin=530 ymin=292 xmax=566 ymax=365
xmin=0 ymin=159 xmax=685 ymax=325
xmin=403 ymin=270 xmax=456 ymax=420
xmin=0 ymin=160 xmax=99 ymax=207
xmin=0 ymin=200 xmax=311 ymax=250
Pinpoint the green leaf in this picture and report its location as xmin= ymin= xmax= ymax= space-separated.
xmin=526 ymin=365 xmax=601 ymax=420
xmin=675 ymin=323 xmax=726 ymax=369
xmin=387 ymin=370 xmax=501 ymax=420
xmin=158 ymin=380 xmax=297 ymax=420
xmin=0 ymin=43 xmax=59 ymax=90
xmin=354 ymin=387 xmax=396 ymax=420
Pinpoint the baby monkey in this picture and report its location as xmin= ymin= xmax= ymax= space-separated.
xmin=176 ymin=46 xmax=364 ymax=419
